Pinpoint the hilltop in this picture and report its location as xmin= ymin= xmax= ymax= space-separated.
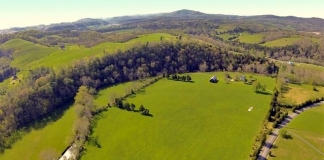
xmin=2 ymin=9 xmax=323 ymax=33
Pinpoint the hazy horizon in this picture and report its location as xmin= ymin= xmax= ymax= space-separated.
xmin=1 ymin=0 xmax=324 ymax=30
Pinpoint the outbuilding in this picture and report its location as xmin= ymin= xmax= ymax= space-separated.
xmin=210 ymin=76 xmax=218 ymax=83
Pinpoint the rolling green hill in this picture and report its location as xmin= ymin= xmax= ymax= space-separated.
xmin=0 ymin=33 xmax=177 ymax=88
xmin=237 ymin=33 xmax=264 ymax=44
xmin=0 ymin=39 xmax=59 ymax=69
xmin=262 ymin=37 xmax=301 ymax=47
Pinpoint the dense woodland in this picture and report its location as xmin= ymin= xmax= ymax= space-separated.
xmin=0 ymin=48 xmax=16 ymax=82
xmin=0 ymin=41 xmax=279 ymax=152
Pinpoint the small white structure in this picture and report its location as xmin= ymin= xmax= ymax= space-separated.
xmin=288 ymin=61 xmax=294 ymax=65
xmin=248 ymin=107 xmax=253 ymax=112
xmin=59 ymin=145 xmax=75 ymax=160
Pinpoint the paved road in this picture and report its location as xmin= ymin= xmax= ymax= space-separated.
xmin=257 ymin=101 xmax=323 ymax=160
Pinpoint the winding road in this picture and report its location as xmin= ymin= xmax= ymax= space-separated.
xmin=257 ymin=101 xmax=323 ymax=160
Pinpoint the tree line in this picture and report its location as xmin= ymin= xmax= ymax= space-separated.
xmin=0 ymin=41 xmax=278 ymax=152
xmin=0 ymin=48 xmax=16 ymax=83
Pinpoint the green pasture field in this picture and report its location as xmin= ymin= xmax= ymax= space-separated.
xmin=81 ymin=72 xmax=276 ymax=160
xmin=237 ymin=33 xmax=264 ymax=44
xmin=216 ymin=25 xmax=237 ymax=32
xmin=262 ymin=37 xmax=301 ymax=47
xmin=0 ymin=39 xmax=59 ymax=69
xmin=218 ymin=33 xmax=235 ymax=40
xmin=2 ymin=33 xmax=176 ymax=70
xmin=270 ymin=105 xmax=324 ymax=160
xmin=278 ymin=84 xmax=324 ymax=106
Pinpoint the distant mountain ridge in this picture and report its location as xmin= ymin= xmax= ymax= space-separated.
xmin=2 ymin=9 xmax=324 ymax=32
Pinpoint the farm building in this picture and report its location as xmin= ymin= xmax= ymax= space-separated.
xmin=12 ymin=74 xmax=18 ymax=80
xmin=240 ymin=76 xmax=246 ymax=82
xmin=210 ymin=76 xmax=218 ymax=83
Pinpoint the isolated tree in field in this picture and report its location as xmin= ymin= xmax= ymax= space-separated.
xmin=182 ymin=75 xmax=186 ymax=81
xmin=141 ymin=109 xmax=150 ymax=116
xmin=186 ymin=75 xmax=192 ymax=81
xmin=139 ymin=105 xmax=145 ymax=112
xmin=261 ymin=84 xmax=267 ymax=91
xmin=281 ymin=129 xmax=289 ymax=139
xmin=115 ymin=98 xmax=123 ymax=109
xmin=252 ymin=81 xmax=261 ymax=92
xmin=124 ymin=102 xmax=130 ymax=111
xmin=130 ymin=103 xmax=136 ymax=111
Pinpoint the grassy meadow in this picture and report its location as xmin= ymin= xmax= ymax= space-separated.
xmin=81 ymin=72 xmax=276 ymax=160
xmin=237 ymin=33 xmax=264 ymax=44
xmin=278 ymin=84 xmax=324 ymax=106
xmin=216 ymin=25 xmax=237 ymax=32
xmin=262 ymin=37 xmax=301 ymax=47
xmin=276 ymin=61 xmax=324 ymax=106
xmin=0 ymin=39 xmax=59 ymax=69
xmin=270 ymin=105 xmax=324 ymax=160
xmin=217 ymin=33 xmax=234 ymax=41
xmin=0 ymin=104 xmax=76 ymax=160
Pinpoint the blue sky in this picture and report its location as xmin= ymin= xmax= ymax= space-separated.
xmin=1 ymin=0 xmax=323 ymax=29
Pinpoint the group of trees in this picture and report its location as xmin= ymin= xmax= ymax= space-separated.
xmin=278 ymin=63 xmax=324 ymax=86
xmin=252 ymin=81 xmax=267 ymax=93
xmin=0 ymin=48 xmax=16 ymax=83
xmin=250 ymin=87 xmax=278 ymax=159
xmin=0 ymin=41 xmax=280 ymax=152
xmin=73 ymin=86 xmax=97 ymax=158
xmin=167 ymin=74 xmax=192 ymax=82
xmin=114 ymin=98 xmax=136 ymax=111
xmin=227 ymin=39 xmax=324 ymax=66
xmin=139 ymin=105 xmax=150 ymax=116
xmin=113 ymin=91 xmax=151 ymax=116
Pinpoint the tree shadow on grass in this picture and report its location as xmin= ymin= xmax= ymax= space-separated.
xmin=22 ymin=100 xmax=74 ymax=132
xmin=256 ymin=91 xmax=272 ymax=95
xmin=137 ymin=89 xmax=146 ymax=94
xmin=269 ymin=153 xmax=276 ymax=157
xmin=5 ymin=101 xmax=74 ymax=150
xmin=172 ymin=80 xmax=195 ymax=83
xmin=141 ymin=114 xmax=154 ymax=117
xmin=127 ymin=94 xmax=136 ymax=98
xmin=284 ymin=134 xmax=293 ymax=140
